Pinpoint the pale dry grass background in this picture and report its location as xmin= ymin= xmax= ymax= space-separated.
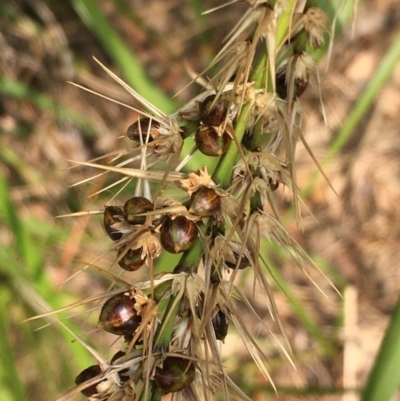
xmin=1 ymin=0 xmax=400 ymax=400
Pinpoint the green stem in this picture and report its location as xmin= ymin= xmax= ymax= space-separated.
xmin=212 ymin=1 xmax=299 ymax=188
xmin=361 ymin=296 xmax=400 ymax=401
xmin=276 ymin=0 xmax=298 ymax=46
xmin=154 ymin=223 xmax=206 ymax=350
xmin=212 ymin=102 xmax=252 ymax=188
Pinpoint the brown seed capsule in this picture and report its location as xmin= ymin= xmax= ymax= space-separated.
xmin=98 ymin=292 xmax=142 ymax=336
xmin=104 ymin=206 xmax=124 ymax=241
xmin=123 ymin=196 xmax=153 ymax=225
xmin=225 ymin=251 xmax=250 ymax=270
xmin=198 ymin=95 xmax=229 ymax=126
xmin=195 ymin=126 xmax=231 ymax=157
xmin=276 ymin=73 xmax=308 ymax=100
xmin=75 ymin=365 xmax=104 ymax=397
xmin=110 ymin=351 xmax=130 ymax=383
xmin=268 ymin=177 xmax=279 ymax=191
xmin=155 ymin=356 xmax=196 ymax=394
xmin=118 ymin=247 xmax=146 ymax=271
xmin=212 ymin=310 xmax=229 ymax=341
xmin=160 ymin=216 xmax=198 ymax=254
xmin=189 ymin=187 xmax=221 ymax=217
xmin=126 ymin=117 xmax=160 ymax=142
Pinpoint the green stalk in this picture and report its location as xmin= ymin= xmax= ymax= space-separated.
xmin=212 ymin=1 xmax=298 ymax=188
xmin=276 ymin=0 xmax=297 ymax=46
xmin=154 ymin=223 xmax=206 ymax=350
xmin=361 ymin=296 xmax=400 ymax=401
xmin=212 ymin=102 xmax=252 ymax=188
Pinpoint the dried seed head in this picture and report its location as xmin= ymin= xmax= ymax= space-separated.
xmin=189 ymin=186 xmax=221 ymax=217
xmin=304 ymin=7 xmax=329 ymax=48
xmin=104 ymin=206 xmax=124 ymax=241
xmin=123 ymin=196 xmax=154 ymax=225
xmin=117 ymin=247 xmax=147 ymax=271
xmin=98 ymin=292 xmax=142 ymax=336
xmin=160 ymin=216 xmax=199 ymax=254
xmin=75 ymin=365 xmax=104 ymax=397
xmin=198 ymin=95 xmax=229 ymax=126
xmin=195 ymin=126 xmax=231 ymax=157
xmin=154 ymin=356 xmax=196 ymax=394
xmin=180 ymin=166 xmax=215 ymax=196
xmin=126 ymin=117 xmax=160 ymax=142
xmin=288 ymin=52 xmax=316 ymax=84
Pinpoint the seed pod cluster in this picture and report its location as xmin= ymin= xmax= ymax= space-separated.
xmin=103 ymin=197 xmax=155 ymax=273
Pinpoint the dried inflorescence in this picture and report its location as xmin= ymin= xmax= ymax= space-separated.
xmin=50 ymin=1 xmax=336 ymax=400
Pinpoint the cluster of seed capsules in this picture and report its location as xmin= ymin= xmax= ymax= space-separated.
xmin=74 ymin=95 xmax=243 ymax=399
xmin=72 ymin=2 xmax=330 ymax=396
xmin=73 ymin=82 xmax=306 ymax=399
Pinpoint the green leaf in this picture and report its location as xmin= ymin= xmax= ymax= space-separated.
xmin=361 ymin=296 xmax=400 ymax=401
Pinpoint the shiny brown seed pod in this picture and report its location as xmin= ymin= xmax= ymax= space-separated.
xmin=195 ymin=126 xmax=231 ymax=157
xmin=126 ymin=117 xmax=160 ymax=142
xmin=160 ymin=216 xmax=198 ymax=254
xmin=123 ymin=196 xmax=153 ymax=225
xmin=276 ymin=73 xmax=308 ymax=100
xmin=110 ymin=351 xmax=130 ymax=383
xmin=198 ymin=95 xmax=229 ymax=126
xmin=268 ymin=177 xmax=279 ymax=191
xmin=104 ymin=206 xmax=124 ymax=241
xmin=225 ymin=251 xmax=250 ymax=270
xmin=189 ymin=187 xmax=221 ymax=217
xmin=75 ymin=365 xmax=104 ymax=397
xmin=118 ymin=247 xmax=146 ymax=271
xmin=154 ymin=356 xmax=196 ymax=394
xmin=212 ymin=310 xmax=229 ymax=341
xmin=98 ymin=292 xmax=142 ymax=336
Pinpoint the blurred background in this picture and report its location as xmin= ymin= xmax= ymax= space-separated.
xmin=1 ymin=0 xmax=400 ymax=400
